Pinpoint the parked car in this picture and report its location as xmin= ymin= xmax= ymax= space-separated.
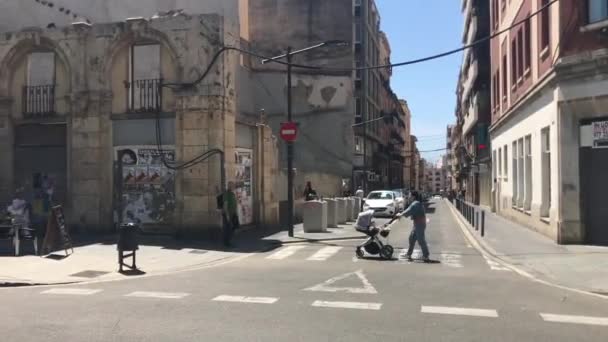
xmin=391 ymin=189 xmax=406 ymax=212
xmin=362 ymin=190 xmax=399 ymax=217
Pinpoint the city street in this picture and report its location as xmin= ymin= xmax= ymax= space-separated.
xmin=1 ymin=199 xmax=607 ymax=342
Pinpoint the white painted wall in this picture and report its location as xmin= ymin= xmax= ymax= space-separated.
xmin=491 ymin=86 xmax=559 ymax=224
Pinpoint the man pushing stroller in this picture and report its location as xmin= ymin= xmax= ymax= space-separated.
xmin=397 ymin=191 xmax=431 ymax=263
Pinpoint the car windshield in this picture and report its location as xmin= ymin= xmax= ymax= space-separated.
xmin=367 ymin=191 xmax=393 ymax=200
xmin=392 ymin=190 xmax=402 ymax=197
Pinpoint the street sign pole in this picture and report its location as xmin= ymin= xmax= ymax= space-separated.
xmin=286 ymin=47 xmax=294 ymax=238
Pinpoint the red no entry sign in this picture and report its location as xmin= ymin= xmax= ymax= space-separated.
xmin=280 ymin=122 xmax=298 ymax=142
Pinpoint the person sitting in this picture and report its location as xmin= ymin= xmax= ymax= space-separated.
xmin=303 ymin=181 xmax=318 ymax=201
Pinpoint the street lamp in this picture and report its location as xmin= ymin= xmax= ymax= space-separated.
xmin=262 ymin=40 xmax=349 ymax=237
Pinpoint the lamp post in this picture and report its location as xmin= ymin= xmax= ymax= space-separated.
xmin=262 ymin=40 xmax=348 ymax=237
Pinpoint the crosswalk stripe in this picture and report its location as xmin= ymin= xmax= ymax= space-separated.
xmin=266 ymin=245 xmax=306 ymax=260
xmin=41 ymin=288 xmax=102 ymax=296
xmin=307 ymin=246 xmax=343 ymax=261
xmin=440 ymin=252 xmax=463 ymax=268
xmin=421 ymin=306 xmax=498 ymax=318
xmin=312 ymin=300 xmax=382 ymax=310
xmin=540 ymin=313 xmax=608 ymax=326
xmin=212 ymin=295 xmax=279 ymax=304
xmin=483 ymin=255 xmax=511 ymax=271
xmin=125 ymin=291 xmax=190 ymax=299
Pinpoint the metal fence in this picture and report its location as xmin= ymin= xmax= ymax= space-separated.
xmin=22 ymin=85 xmax=56 ymax=117
xmin=126 ymin=78 xmax=162 ymax=113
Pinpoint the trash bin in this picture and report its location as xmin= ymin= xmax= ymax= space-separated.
xmin=117 ymin=222 xmax=139 ymax=252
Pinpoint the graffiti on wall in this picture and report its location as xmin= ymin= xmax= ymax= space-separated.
xmin=235 ymin=149 xmax=253 ymax=225
xmin=116 ymin=147 xmax=176 ymax=225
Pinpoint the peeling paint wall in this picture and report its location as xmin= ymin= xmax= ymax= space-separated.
xmin=239 ymin=70 xmax=355 ymax=198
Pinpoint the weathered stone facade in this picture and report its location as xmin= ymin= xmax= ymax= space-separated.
xmin=0 ymin=13 xmax=279 ymax=234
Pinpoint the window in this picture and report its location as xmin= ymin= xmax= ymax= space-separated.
xmin=496 ymin=69 xmax=501 ymax=109
xmin=511 ymin=39 xmax=517 ymax=88
xmin=355 ymin=22 xmax=362 ymax=43
xmin=589 ymin=0 xmax=608 ymax=23
xmin=540 ymin=0 xmax=551 ymax=52
xmin=355 ymin=98 xmax=362 ymax=118
xmin=541 ymin=127 xmax=551 ymax=218
xmin=492 ymin=0 xmax=500 ymax=30
xmin=130 ymin=44 xmax=161 ymax=112
xmin=503 ymin=145 xmax=508 ymax=178
xmin=524 ymin=135 xmax=532 ymax=211
xmin=355 ymin=136 xmax=363 ymax=154
xmin=502 ymin=55 xmax=508 ymax=101
xmin=498 ymin=148 xmax=503 ymax=179
xmin=512 ymin=141 xmax=518 ymax=206
xmin=518 ymin=138 xmax=525 ymax=208
xmin=493 ymin=150 xmax=498 ymax=184
xmin=524 ymin=17 xmax=531 ymax=73
xmin=24 ymin=52 xmax=56 ymax=116
xmin=517 ymin=29 xmax=524 ymax=80
xmin=28 ymin=52 xmax=55 ymax=86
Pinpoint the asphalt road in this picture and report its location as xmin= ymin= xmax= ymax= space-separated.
xmin=1 ymin=199 xmax=607 ymax=342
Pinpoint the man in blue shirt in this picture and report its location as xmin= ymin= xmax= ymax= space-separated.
xmin=398 ymin=191 xmax=431 ymax=262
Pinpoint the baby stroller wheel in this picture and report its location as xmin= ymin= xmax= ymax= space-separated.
xmin=356 ymin=247 xmax=364 ymax=259
xmin=380 ymin=245 xmax=394 ymax=260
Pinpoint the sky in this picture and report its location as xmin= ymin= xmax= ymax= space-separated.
xmin=376 ymin=0 xmax=463 ymax=163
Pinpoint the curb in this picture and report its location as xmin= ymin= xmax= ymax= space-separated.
xmin=445 ymin=199 xmax=608 ymax=300
xmin=272 ymin=235 xmax=366 ymax=245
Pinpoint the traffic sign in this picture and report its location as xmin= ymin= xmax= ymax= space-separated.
xmin=280 ymin=121 xmax=298 ymax=142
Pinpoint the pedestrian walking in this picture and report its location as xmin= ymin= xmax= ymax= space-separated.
xmin=303 ymin=181 xmax=318 ymax=201
xmin=355 ymin=186 xmax=365 ymax=199
xmin=398 ymin=191 xmax=431 ymax=262
xmin=222 ymin=181 xmax=239 ymax=247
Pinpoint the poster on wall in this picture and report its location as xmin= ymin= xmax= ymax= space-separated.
xmin=115 ymin=146 xmax=176 ymax=225
xmin=592 ymin=120 xmax=608 ymax=148
xmin=235 ymin=149 xmax=253 ymax=226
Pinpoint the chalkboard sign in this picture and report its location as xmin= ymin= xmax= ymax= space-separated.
xmin=42 ymin=205 xmax=73 ymax=255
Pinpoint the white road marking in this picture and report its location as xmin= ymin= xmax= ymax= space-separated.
xmin=125 ymin=291 xmax=190 ymax=299
xmin=312 ymin=300 xmax=382 ymax=310
xmin=41 ymin=288 xmax=102 ymax=296
xmin=483 ymin=255 xmax=511 ymax=271
xmin=540 ymin=313 xmax=608 ymax=326
xmin=440 ymin=252 xmax=463 ymax=268
xmin=307 ymin=246 xmax=343 ymax=261
xmin=421 ymin=306 xmax=499 ymax=318
xmin=266 ymin=245 xmax=306 ymax=260
xmin=212 ymin=295 xmax=279 ymax=304
xmin=304 ymin=270 xmax=377 ymax=294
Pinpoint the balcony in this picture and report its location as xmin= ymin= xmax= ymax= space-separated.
xmin=125 ymin=78 xmax=162 ymax=113
xmin=22 ymin=85 xmax=56 ymax=118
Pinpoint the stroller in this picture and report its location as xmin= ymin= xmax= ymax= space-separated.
xmin=354 ymin=210 xmax=395 ymax=260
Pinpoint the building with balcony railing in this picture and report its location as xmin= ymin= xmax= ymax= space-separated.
xmin=0 ymin=13 xmax=281 ymax=235
xmin=457 ymin=0 xmax=491 ymax=206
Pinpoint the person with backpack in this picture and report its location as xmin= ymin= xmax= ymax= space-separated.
xmin=398 ymin=191 xmax=431 ymax=262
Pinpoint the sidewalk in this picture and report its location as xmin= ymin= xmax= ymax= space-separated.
xmin=446 ymin=199 xmax=608 ymax=296
xmin=0 ymin=221 xmax=364 ymax=287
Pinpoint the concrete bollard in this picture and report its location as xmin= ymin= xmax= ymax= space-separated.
xmin=325 ymin=198 xmax=338 ymax=228
xmin=345 ymin=198 xmax=354 ymax=222
xmin=303 ymin=200 xmax=328 ymax=233
xmin=348 ymin=197 xmax=358 ymax=221
xmin=353 ymin=197 xmax=362 ymax=217
xmin=336 ymin=198 xmax=347 ymax=224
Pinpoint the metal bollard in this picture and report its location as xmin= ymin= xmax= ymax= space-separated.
xmin=481 ymin=210 xmax=485 ymax=237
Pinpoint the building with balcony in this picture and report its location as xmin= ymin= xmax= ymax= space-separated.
xmin=488 ymin=0 xmax=608 ymax=245
xmin=457 ymin=0 xmax=492 ymax=206
xmin=0 ymin=14 xmax=281 ymax=234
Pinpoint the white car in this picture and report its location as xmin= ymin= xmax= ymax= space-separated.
xmin=362 ymin=190 xmax=399 ymax=217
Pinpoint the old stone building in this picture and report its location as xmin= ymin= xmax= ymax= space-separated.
xmin=0 ymin=13 xmax=280 ymax=234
